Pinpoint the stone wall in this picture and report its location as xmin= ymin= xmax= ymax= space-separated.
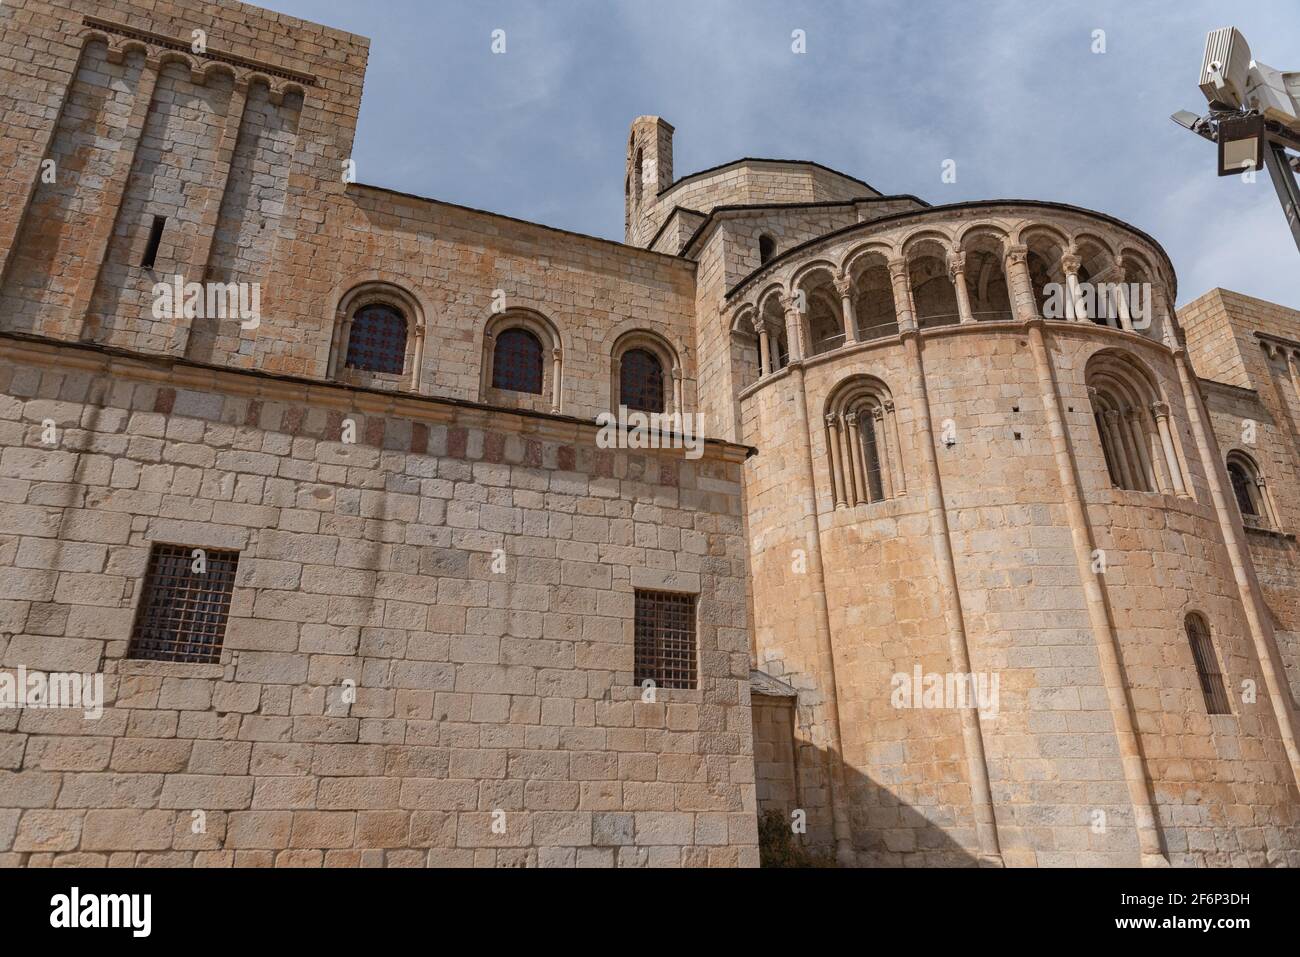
xmin=0 ymin=337 xmax=758 ymax=866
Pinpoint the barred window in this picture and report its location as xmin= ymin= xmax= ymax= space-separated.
xmin=345 ymin=303 xmax=408 ymax=375
xmin=128 ymin=543 xmax=240 ymax=664
xmin=1185 ymin=613 xmax=1231 ymax=715
xmin=619 ymin=348 xmax=665 ymax=413
xmin=492 ymin=328 xmax=544 ymax=395
xmin=634 ymin=590 xmax=697 ymax=691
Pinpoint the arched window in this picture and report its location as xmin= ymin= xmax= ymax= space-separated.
xmin=1185 ymin=613 xmax=1231 ymax=715
xmin=481 ymin=310 xmax=563 ymax=412
xmin=610 ymin=330 xmax=680 ymax=415
xmin=759 ymin=235 xmax=776 ymax=265
xmin=1226 ymin=452 xmax=1275 ymax=529
xmin=492 ymin=328 xmax=544 ymax=395
xmin=620 ymin=348 xmax=665 ymax=413
xmin=1086 ymin=352 xmax=1186 ymax=496
xmin=1228 ymin=461 xmax=1257 ymax=516
xmin=344 ymin=303 xmax=408 ymax=375
xmin=633 ymin=148 xmax=644 ymax=208
xmin=329 ymin=282 xmax=425 ymax=392
xmin=824 ymin=377 xmax=903 ymax=508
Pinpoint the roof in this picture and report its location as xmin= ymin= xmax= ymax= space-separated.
xmin=750 ymin=669 xmax=799 ymax=698
xmin=724 ymin=198 xmax=1181 ymax=303
xmin=658 ymin=157 xmax=883 ymax=199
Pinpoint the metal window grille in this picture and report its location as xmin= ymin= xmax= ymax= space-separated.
xmin=345 ymin=304 xmax=408 ymax=375
xmin=128 ymin=543 xmax=240 ymax=664
xmin=1185 ymin=614 xmax=1231 ymax=715
xmin=634 ymin=590 xmax=697 ymax=690
xmin=619 ymin=348 xmax=664 ymax=413
xmin=492 ymin=328 xmax=544 ymax=394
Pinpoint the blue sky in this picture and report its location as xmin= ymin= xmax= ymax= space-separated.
xmin=266 ymin=0 xmax=1300 ymax=307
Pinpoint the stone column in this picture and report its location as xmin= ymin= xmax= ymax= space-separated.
xmin=1109 ymin=261 xmax=1135 ymax=332
xmin=787 ymin=361 xmax=857 ymax=865
xmin=872 ymin=406 xmax=893 ymax=499
xmin=844 ymin=411 xmax=866 ymax=505
xmin=1172 ymin=349 xmax=1300 ymax=788
xmin=69 ymin=55 xmax=163 ymax=338
xmin=884 ymin=400 xmax=906 ymax=494
xmin=671 ymin=366 xmax=683 ymax=414
xmin=826 ymin=414 xmax=847 ymax=508
xmin=756 ymin=320 xmax=772 ymax=377
xmin=1151 ymin=402 xmax=1187 ymax=497
xmin=892 ymin=275 xmax=1003 ymax=864
xmin=410 ymin=325 xmax=425 ymax=394
xmin=551 ymin=347 xmax=563 ymax=414
xmin=781 ymin=294 xmax=805 ymax=363
xmin=1004 ymin=243 xmax=1037 ymax=322
xmin=1025 ymin=317 xmax=1169 ymax=865
xmin=1125 ymin=409 xmax=1160 ymax=493
xmin=834 ymin=275 xmax=859 ymax=344
xmin=948 ymin=252 xmax=975 ymax=324
xmin=887 ymin=258 xmax=917 ymax=334
xmin=1061 ymin=253 xmax=1088 ymax=322
xmin=1102 ymin=410 xmax=1135 ymax=489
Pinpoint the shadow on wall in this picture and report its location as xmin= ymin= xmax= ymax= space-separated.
xmin=758 ymin=740 xmax=979 ymax=868
xmin=752 ymin=691 xmax=977 ymax=867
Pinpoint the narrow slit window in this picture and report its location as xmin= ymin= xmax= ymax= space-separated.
xmin=1185 ymin=613 xmax=1231 ymax=715
xmin=141 ymin=215 xmax=166 ymax=269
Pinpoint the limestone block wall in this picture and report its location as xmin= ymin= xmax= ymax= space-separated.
xmin=751 ymin=694 xmax=798 ymax=817
xmin=632 ymin=159 xmax=878 ymax=249
xmin=287 ymin=185 xmax=700 ymax=420
xmin=0 ymin=0 xmax=369 ymax=352
xmin=1182 ymin=290 xmax=1300 ymax=707
xmin=740 ymin=320 xmax=1300 ymax=866
xmin=0 ymin=337 xmax=758 ymax=867
xmin=0 ymin=39 xmax=149 ymax=335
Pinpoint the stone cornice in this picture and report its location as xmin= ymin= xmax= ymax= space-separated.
xmin=0 ymin=332 xmax=754 ymax=463
xmin=83 ymin=15 xmax=317 ymax=87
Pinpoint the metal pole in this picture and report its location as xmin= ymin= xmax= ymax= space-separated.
xmin=1263 ymin=140 xmax=1300 ymax=254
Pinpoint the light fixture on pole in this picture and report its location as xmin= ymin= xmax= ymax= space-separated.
xmin=1172 ymin=27 xmax=1300 ymax=253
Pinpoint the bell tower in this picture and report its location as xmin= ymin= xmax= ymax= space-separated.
xmin=624 ymin=116 xmax=674 ymax=245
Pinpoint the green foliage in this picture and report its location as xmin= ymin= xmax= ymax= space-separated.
xmin=757 ymin=809 xmax=825 ymax=868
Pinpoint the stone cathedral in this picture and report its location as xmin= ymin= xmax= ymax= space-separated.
xmin=0 ymin=0 xmax=1298 ymax=868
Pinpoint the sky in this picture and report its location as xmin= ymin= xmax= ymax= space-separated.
xmin=263 ymin=0 xmax=1300 ymax=308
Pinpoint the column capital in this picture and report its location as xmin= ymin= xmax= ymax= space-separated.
xmin=779 ymin=293 xmax=803 ymax=317
xmin=1060 ymin=253 xmax=1081 ymax=274
xmin=1150 ymin=400 xmax=1171 ymax=421
xmin=1004 ymin=243 xmax=1028 ymax=266
xmin=946 ymin=251 xmax=967 ymax=278
xmin=887 ymin=258 xmax=910 ymax=283
xmin=1103 ymin=408 xmax=1122 ymax=423
xmin=824 ymin=413 xmax=840 ymax=429
xmin=844 ymin=410 xmax=859 ymax=426
xmin=833 ymin=275 xmax=854 ymax=298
